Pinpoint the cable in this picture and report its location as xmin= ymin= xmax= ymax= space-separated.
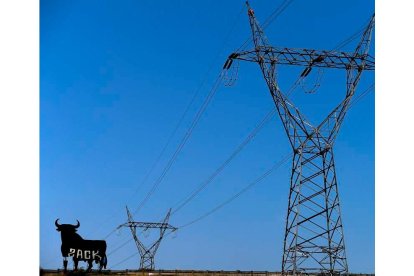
xmin=169 ymin=19 xmax=327 ymax=217
xmin=169 ymin=84 xmax=374 ymax=231
xmin=333 ymin=16 xmax=374 ymax=51
xmin=126 ymin=1 xmax=245 ymax=205
xmin=132 ymin=71 xmax=224 ymax=216
xmin=103 ymin=228 xmax=118 ymax=240
xmin=106 ymin=50 xmax=241 ymax=248
xmin=105 ymin=5 xmax=374 ymax=267
xmin=108 ymin=84 xmax=374 ymax=266
xmin=169 ymin=31 xmax=329 ymax=218
xmin=85 ymin=2 xmax=247 ymax=241
xmin=109 ymin=152 xmax=291 ymax=268
xmin=87 ymin=51 xmax=223 ymax=240
xmin=108 ymin=251 xmax=139 ymax=270
xmin=236 ymin=0 xmax=296 ymax=52
xmin=170 ymin=84 xmax=374 ymax=230
xmin=129 ymin=1 xmax=246 ymax=216
xmin=349 ymin=84 xmax=374 ymax=108
xmin=237 ymin=1 xmax=371 ymax=56
xmin=281 ymin=17 xmax=374 ymax=98
xmin=178 ymin=153 xmax=292 ymax=229
xmin=108 ymin=218 xmax=159 ymax=257
xmin=106 ymin=105 xmax=279 ymax=268
xmin=171 ymin=108 xmax=277 ymax=216
xmin=107 ymin=237 xmax=134 ymax=257
xmin=127 ymin=84 xmax=205 ymax=201
xmin=261 ymin=0 xmax=295 ymax=30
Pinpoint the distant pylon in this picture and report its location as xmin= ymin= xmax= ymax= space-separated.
xmin=224 ymin=2 xmax=374 ymax=275
xmin=118 ymin=207 xmax=177 ymax=270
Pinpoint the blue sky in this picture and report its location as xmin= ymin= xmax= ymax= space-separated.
xmin=40 ymin=0 xmax=374 ymax=272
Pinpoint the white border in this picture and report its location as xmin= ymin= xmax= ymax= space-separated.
xmin=1 ymin=0 xmax=412 ymax=274
xmin=376 ymin=1 xmax=414 ymax=276
xmin=0 ymin=0 xmax=39 ymax=274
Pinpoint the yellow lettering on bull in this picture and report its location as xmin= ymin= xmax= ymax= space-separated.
xmin=68 ymin=248 xmax=75 ymax=257
xmin=68 ymin=248 xmax=101 ymax=260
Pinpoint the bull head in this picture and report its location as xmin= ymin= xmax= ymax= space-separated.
xmin=55 ymin=218 xmax=80 ymax=231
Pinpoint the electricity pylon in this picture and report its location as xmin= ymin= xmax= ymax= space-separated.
xmin=224 ymin=2 xmax=374 ymax=275
xmin=118 ymin=207 xmax=177 ymax=270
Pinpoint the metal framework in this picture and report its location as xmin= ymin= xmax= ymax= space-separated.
xmin=118 ymin=207 xmax=177 ymax=270
xmin=224 ymin=2 xmax=374 ymax=275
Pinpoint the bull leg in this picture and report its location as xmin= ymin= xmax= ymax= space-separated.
xmin=63 ymin=257 xmax=68 ymax=272
xmin=86 ymin=260 xmax=93 ymax=272
xmin=98 ymin=255 xmax=106 ymax=272
xmin=73 ymin=258 xmax=79 ymax=271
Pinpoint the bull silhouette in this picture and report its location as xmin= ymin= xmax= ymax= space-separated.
xmin=55 ymin=219 xmax=107 ymax=272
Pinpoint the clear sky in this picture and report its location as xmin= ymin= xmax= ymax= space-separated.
xmin=40 ymin=0 xmax=375 ymax=273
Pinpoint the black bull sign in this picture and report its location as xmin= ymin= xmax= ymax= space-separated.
xmin=55 ymin=219 xmax=107 ymax=272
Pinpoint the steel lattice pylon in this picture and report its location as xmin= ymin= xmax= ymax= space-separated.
xmin=118 ymin=207 xmax=177 ymax=270
xmin=224 ymin=2 xmax=374 ymax=275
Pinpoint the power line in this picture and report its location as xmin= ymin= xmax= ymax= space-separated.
xmin=87 ymin=68 xmax=226 ymax=240
xmin=169 ymin=85 xmax=374 ymax=233
xmin=129 ymin=4 xmax=249 ymax=216
xmin=171 ymin=108 xmax=276 ymax=216
xmin=131 ymin=71 xmax=224 ymax=216
xmin=236 ymin=0 xmax=371 ymax=56
xmin=110 ymin=76 xmax=373 ymax=262
xmin=261 ymin=0 xmax=295 ymax=30
xmin=108 ymin=84 xmax=373 ymax=265
xmin=105 ymin=61 xmax=228 ymax=248
xmin=87 ymin=54 xmax=224 ymax=240
xmin=108 ymin=12 xmax=375 ymax=274
xmin=107 ymin=237 xmax=134 ymax=257
xmin=108 ymin=251 xmax=139 ymax=270
xmin=86 ymin=3 xmax=246 ymax=239
xmin=96 ymin=0 xmax=303 ymax=242
xmin=349 ymin=84 xmax=374 ymax=108
xmin=169 ymin=26 xmax=347 ymax=218
xmin=107 ymin=105 xmax=277 ymax=263
xmin=333 ymin=16 xmax=374 ymax=51
xmin=125 ymin=1 xmax=245 ymax=206
xmin=108 ymin=153 xmax=290 ymax=269
xmin=106 ymin=227 xmax=150 ymax=262
xmin=236 ymin=0 xmax=296 ymax=52
xmin=177 ymin=153 xmax=292 ymax=229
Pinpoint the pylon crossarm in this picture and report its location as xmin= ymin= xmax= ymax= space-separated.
xmin=226 ymin=46 xmax=375 ymax=70
xmin=120 ymin=221 xmax=176 ymax=230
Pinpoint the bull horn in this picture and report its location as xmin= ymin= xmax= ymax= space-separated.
xmin=55 ymin=219 xmax=61 ymax=227
xmin=74 ymin=220 xmax=80 ymax=228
